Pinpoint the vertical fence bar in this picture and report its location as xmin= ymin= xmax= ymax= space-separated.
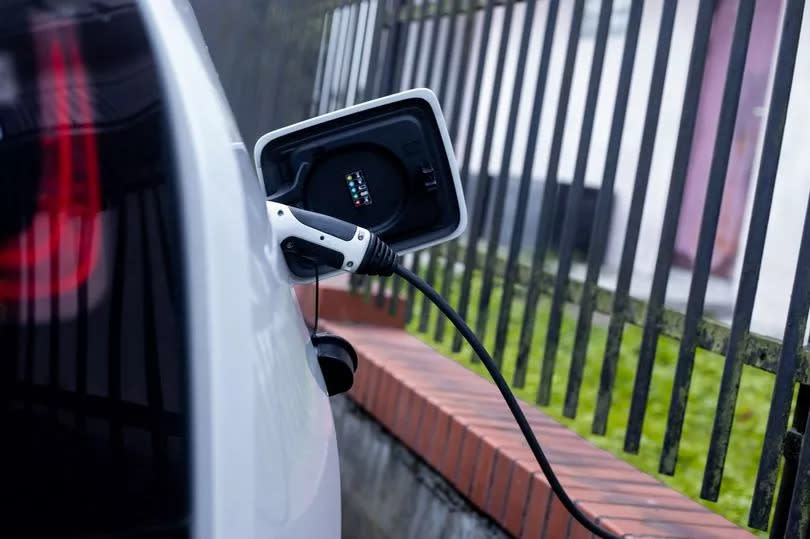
xmin=310 ymin=9 xmax=332 ymax=116
xmin=405 ymin=0 xmax=446 ymax=325
xmin=338 ymin=2 xmax=362 ymax=107
xmin=495 ymin=0 xmax=560 ymax=373
xmin=537 ymin=0 xmax=613 ymax=405
xmin=75 ymin=219 xmax=91 ymax=439
xmin=659 ymin=0 xmax=755 ymax=475
xmin=1 ymin=271 xmax=17 ymax=424
xmin=434 ymin=0 xmax=461 ymax=106
xmin=332 ymin=0 xmax=362 ymax=293
xmin=512 ymin=0 xmax=585 ymax=383
xmin=328 ymin=3 xmax=351 ymax=112
xmin=702 ymin=0 xmax=805 ymax=501
xmin=339 ymin=0 xmax=372 ymax=301
xmin=108 ymin=196 xmax=128 ymax=474
xmin=452 ymin=0 xmax=518 ymax=354
xmin=341 ymin=2 xmax=363 ymax=107
xmin=370 ymin=0 xmax=410 ymax=301
xmin=151 ymin=190 xmax=178 ymax=310
xmin=783 ymin=385 xmax=810 ymax=537
xmin=346 ymin=1 xmax=372 ymax=106
xmin=770 ymin=385 xmax=810 ymax=538
xmin=471 ymin=0 xmax=537 ymax=366
xmin=0 ymin=204 xmax=22 ymax=413
xmin=434 ymin=0 xmax=489 ymax=342
xmin=48 ymin=215 xmax=60 ymax=423
xmin=331 ymin=4 xmax=370 ymax=295
xmin=382 ymin=0 xmax=409 ymax=96
xmin=357 ymin=0 xmax=376 ymax=101
xmin=402 ymin=0 xmax=448 ymax=323
xmin=436 ymin=0 xmax=495 ymax=344
xmin=24 ymin=220 xmax=36 ymax=420
xmin=591 ymin=0 xmax=677 ymax=435
xmin=418 ymin=0 xmax=464 ymax=332
xmin=138 ymin=195 xmax=169 ymax=487
xmin=564 ymin=0 xmax=643 ymax=418
xmin=318 ymin=1 xmax=342 ymax=115
xmin=400 ymin=0 xmax=435 ymax=324
xmin=425 ymin=0 xmax=446 ymax=89
xmin=750 ymin=201 xmax=810 ymax=529
xmin=358 ymin=0 xmax=383 ymax=103
xmin=351 ymin=0 xmax=396 ymax=298
xmin=624 ymin=0 xmax=716 ymax=454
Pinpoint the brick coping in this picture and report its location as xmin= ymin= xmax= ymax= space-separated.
xmin=297 ymin=282 xmax=753 ymax=538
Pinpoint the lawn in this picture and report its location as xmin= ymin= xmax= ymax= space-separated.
xmin=400 ymin=263 xmax=779 ymax=534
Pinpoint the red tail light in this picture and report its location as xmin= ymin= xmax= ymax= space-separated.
xmin=0 ymin=16 xmax=101 ymax=300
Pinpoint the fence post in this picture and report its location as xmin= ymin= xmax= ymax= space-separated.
xmin=771 ymin=384 xmax=810 ymax=537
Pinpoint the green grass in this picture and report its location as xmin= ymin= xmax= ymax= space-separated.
xmin=402 ymin=266 xmax=780 ymax=534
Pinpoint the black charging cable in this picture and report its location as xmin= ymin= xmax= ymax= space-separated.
xmin=393 ymin=262 xmax=620 ymax=539
xmin=276 ymin=206 xmax=619 ymax=538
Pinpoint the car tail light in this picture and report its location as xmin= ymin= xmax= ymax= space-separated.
xmin=0 ymin=16 xmax=101 ymax=300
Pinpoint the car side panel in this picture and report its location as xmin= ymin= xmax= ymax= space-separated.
xmin=138 ymin=2 xmax=341 ymax=537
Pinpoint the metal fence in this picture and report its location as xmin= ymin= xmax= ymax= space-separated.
xmin=304 ymin=0 xmax=810 ymax=535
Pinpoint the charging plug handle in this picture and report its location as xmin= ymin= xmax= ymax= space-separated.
xmin=268 ymin=201 xmax=396 ymax=277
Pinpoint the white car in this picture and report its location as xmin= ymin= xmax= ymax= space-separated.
xmin=0 ymin=1 xmax=464 ymax=538
xmin=1 ymin=1 xmax=339 ymax=537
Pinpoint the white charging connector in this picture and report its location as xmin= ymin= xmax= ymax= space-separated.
xmin=267 ymin=201 xmax=395 ymax=282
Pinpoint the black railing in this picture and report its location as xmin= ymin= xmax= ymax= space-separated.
xmin=307 ymin=0 xmax=809 ymax=535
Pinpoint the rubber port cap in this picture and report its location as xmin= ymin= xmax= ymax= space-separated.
xmin=311 ymin=332 xmax=358 ymax=396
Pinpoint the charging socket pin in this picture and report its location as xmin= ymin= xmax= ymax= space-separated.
xmin=345 ymin=170 xmax=372 ymax=207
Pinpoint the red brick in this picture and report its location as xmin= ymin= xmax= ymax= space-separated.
xmin=415 ymin=401 xmax=438 ymax=457
xmin=426 ymin=406 xmax=451 ymax=470
xmin=454 ymin=426 xmax=481 ymax=493
xmin=569 ymin=484 xmax=688 ymax=505
xmin=486 ymin=451 xmax=514 ymax=520
xmin=503 ymin=461 xmax=533 ymax=536
xmin=440 ymin=419 xmax=465 ymax=479
xmin=383 ymin=373 xmax=402 ymax=428
xmin=566 ymin=517 xmax=592 ymax=539
xmin=405 ymin=394 xmax=426 ymax=448
xmin=391 ymin=385 xmax=413 ymax=440
xmin=548 ymin=464 xmax=661 ymax=485
xmin=582 ymin=501 xmax=739 ymax=529
xmin=544 ymin=495 xmax=571 ymax=539
xmin=520 ymin=474 xmax=551 ymax=538
xmin=366 ymin=368 xmax=390 ymax=422
xmin=358 ymin=356 xmax=378 ymax=399
xmin=598 ymin=517 xmax=753 ymax=538
xmin=375 ymin=369 xmax=396 ymax=426
xmin=570 ymin=488 xmax=710 ymax=512
xmin=470 ymin=437 xmax=498 ymax=508
xmin=562 ymin=502 xmax=611 ymax=539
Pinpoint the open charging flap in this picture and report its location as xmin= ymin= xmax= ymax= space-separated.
xmin=254 ymin=88 xmax=467 ymax=282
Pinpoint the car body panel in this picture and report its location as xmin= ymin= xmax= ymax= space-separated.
xmin=139 ymin=1 xmax=341 ymax=537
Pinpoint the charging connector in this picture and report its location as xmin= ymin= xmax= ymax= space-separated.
xmin=269 ymin=201 xmax=396 ymax=279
